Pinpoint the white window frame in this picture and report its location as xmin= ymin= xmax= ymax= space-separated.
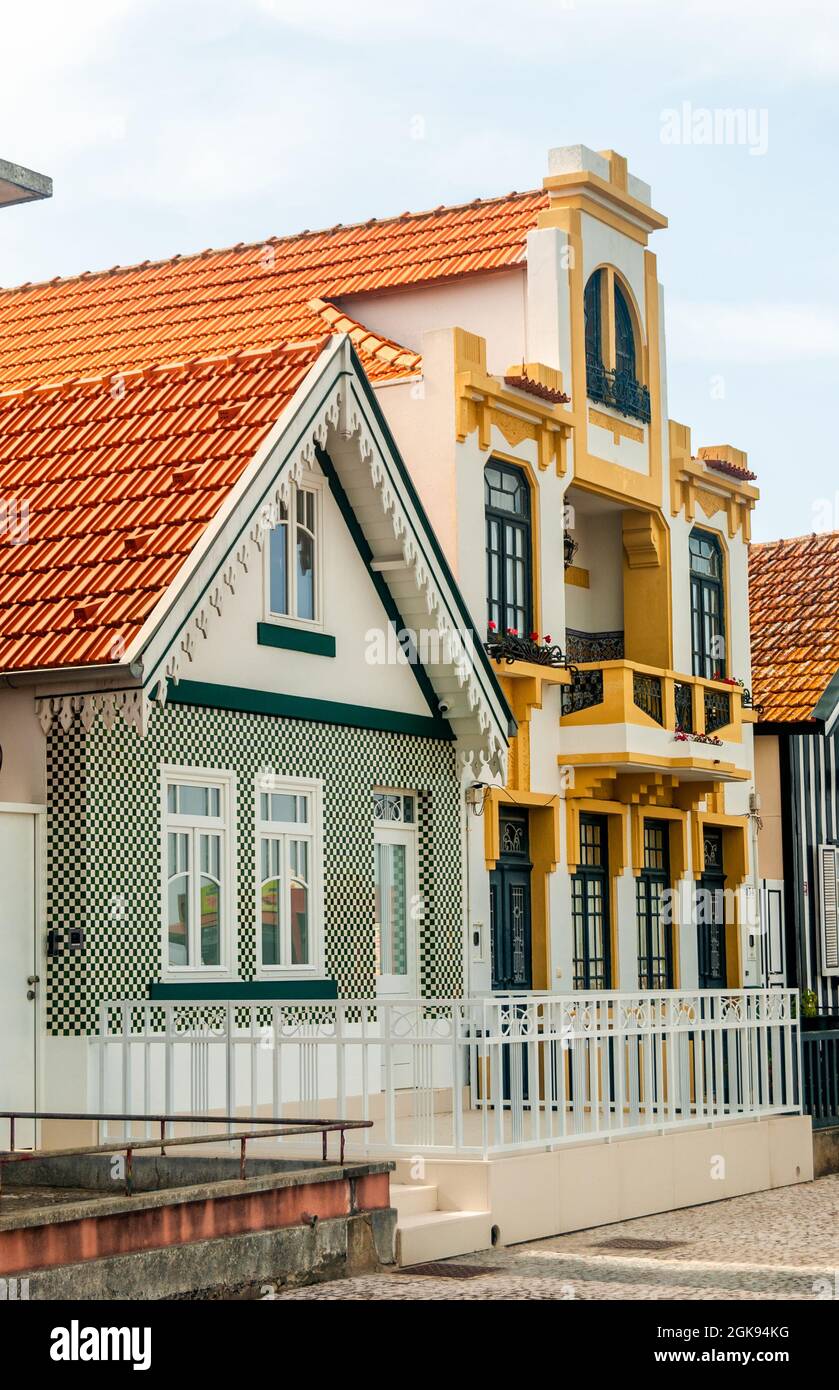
xmin=262 ymin=470 xmax=324 ymax=630
xmin=255 ymin=775 xmax=324 ymax=978
xmin=161 ymin=766 xmax=236 ymax=980
xmin=818 ymin=844 xmax=839 ymax=976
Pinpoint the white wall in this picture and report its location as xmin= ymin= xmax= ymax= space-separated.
xmin=0 ymin=685 xmax=45 ymax=803
xmin=339 ymin=269 xmax=526 ymax=377
xmin=187 ymin=462 xmax=431 ymax=718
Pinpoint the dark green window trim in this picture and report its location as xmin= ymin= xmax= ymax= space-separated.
xmin=150 ymin=980 xmax=338 ymax=1001
xmin=257 ymin=621 xmax=336 ymax=658
xmin=166 ymin=678 xmax=454 ymax=740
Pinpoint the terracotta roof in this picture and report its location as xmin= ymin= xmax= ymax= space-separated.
xmin=0 ymin=339 xmax=326 ymax=672
xmin=749 ymin=532 xmax=839 ymax=722
xmin=0 ymin=190 xmax=544 ymax=393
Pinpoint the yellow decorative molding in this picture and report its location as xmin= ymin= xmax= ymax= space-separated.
xmin=490 ymin=659 xmax=571 ymax=685
xmin=454 ymin=328 xmax=573 ymax=474
xmin=588 ymin=407 xmax=644 ymax=444
xmin=565 ymin=798 xmax=628 ymax=877
xmin=540 ymin=163 xmax=668 ymax=242
xmin=669 ymin=419 xmax=758 ymax=541
xmin=692 ymin=811 xmax=750 ymax=885
xmin=629 ymin=803 xmax=689 ymax=878
xmin=564 ymin=564 xmax=590 ymax=589
xmin=559 ymin=749 xmax=751 ymax=781
xmin=622 ymin=511 xmax=662 ymax=568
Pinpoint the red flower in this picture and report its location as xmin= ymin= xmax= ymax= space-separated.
xmin=507 ymin=627 xmax=518 ymax=636
xmin=529 ymin=631 xmax=539 ymax=641
xmin=544 ymin=634 xmax=552 ymax=643
xmin=488 ymin=620 xmax=497 ymax=631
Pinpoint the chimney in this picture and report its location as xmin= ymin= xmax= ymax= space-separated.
xmin=0 ymin=158 xmax=52 ymax=210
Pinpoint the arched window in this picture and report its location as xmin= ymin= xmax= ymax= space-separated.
xmin=689 ymin=529 xmax=726 ymax=678
xmin=584 ymin=269 xmax=602 ymax=368
xmin=583 ymin=269 xmax=649 ymax=422
xmin=485 ymin=461 xmax=532 ymax=637
xmin=614 ymin=281 xmax=636 ymax=379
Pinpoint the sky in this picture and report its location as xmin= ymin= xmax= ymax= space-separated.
xmin=1 ymin=0 xmax=837 ymax=542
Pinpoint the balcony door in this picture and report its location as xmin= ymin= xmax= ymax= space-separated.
xmin=690 ymin=530 xmax=726 ymax=679
xmin=571 ymin=813 xmax=612 ymax=990
xmin=697 ymin=829 xmax=727 ymax=989
xmin=489 ymin=809 xmax=532 ymax=991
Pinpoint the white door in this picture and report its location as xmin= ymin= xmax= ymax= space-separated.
xmin=374 ymin=826 xmax=417 ymax=997
xmin=759 ymin=880 xmax=787 ymax=987
xmin=0 ymin=810 xmax=39 ymax=1147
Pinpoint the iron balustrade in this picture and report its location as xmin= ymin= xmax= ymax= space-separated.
xmin=561 ymin=667 xmax=604 ymax=715
xmin=801 ymin=1029 xmax=839 ymax=1128
xmin=93 ymin=990 xmax=800 ymax=1159
xmin=633 ymin=671 xmax=664 ymax=725
xmin=485 ymin=633 xmax=569 ymax=668
xmin=586 ymin=355 xmax=652 ymax=424
xmin=674 ymin=680 xmax=694 ymax=732
xmin=704 ymin=687 xmax=732 ymax=734
xmin=560 ymin=660 xmax=744 ymax=742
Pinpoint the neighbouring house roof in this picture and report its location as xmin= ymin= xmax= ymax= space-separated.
xmin=0 ymin=189 xmax=545 ymax=393
xmin=0 ymin=339 xmax=327 ymax=671
xmin=749 ymin=531 xmax=839 ymax=723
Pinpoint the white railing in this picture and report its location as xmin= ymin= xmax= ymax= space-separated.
xmin=93 ymin=990 xmax=801 ymax=1157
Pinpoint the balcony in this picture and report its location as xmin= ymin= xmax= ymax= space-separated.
xmin=560 ymin=659 xmax=752 ymax=780
xmin=586 ymin=356 xmax=651 ymax=424
xmin=484 ymin=630 xmax=573 ymax=687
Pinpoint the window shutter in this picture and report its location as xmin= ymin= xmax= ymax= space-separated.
xmin=819 ymin=845 xmax=839 ymax=975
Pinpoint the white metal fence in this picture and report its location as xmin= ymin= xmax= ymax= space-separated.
xmin=94 ymin=989 xmax=801 ymax=1157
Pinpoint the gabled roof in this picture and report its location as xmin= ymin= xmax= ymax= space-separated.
xmin=749 ymin=531 xmax=839 ymax=723
xmin=0 ymin=339 xmax=327 ymax=671
xmin=0 ymin=189 xmax=544 ymax=393
xmin=18 ymin=333 xmax=512 ymax=774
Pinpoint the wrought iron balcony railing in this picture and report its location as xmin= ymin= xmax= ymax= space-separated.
xmin=586 ymin=355 xmax=652 ymax=424
xmin=485 ymin=631 xmax=570 ymax=669
xmin=560 ymin=659 xmax=746 ymax=743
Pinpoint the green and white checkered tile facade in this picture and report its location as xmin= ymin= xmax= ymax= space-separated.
xmin=46 ymin=701 xmax=463 ymax=1035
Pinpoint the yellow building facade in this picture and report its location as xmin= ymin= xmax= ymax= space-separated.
xmin=347 ymin=143 xmax=762 ymax=998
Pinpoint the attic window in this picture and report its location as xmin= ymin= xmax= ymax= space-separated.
xmin=265 ymin=476 xmax=322 ymax=626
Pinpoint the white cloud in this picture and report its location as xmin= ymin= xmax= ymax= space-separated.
xmin=667 ymin=300 xmax=839 ymax=365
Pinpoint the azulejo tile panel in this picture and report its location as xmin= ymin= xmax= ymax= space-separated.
xmin=46 ymin=702 xmax=462 ymax=1035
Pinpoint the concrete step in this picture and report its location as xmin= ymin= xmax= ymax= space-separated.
xmin=390 ymin=1182 xmax=439 ymax=1218
xmin=396 ymin=1210 xmax=493 ymax=1267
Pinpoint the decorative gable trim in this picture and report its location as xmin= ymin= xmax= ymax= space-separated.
xmin=38 ymin=337 xmax=509 ymax=777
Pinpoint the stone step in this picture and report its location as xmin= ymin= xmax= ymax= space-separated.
xmin=390 ymin=1182 xmax=439 ymax=1218
xmin=396 ymin=1210 xmax=493 ymax=1267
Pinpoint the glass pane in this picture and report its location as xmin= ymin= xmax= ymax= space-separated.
xmin=168 ymin=874 xmax=189 ymax=966
xmin=267 ymin=792 xmax=308 ymax=825
xmin=199 ymin=833 xmax=220 ymax=879
xmin=261 ymin=879 xmax=281 ymax=966
xmin=170 ymin=783 xmax=220 ymax=819
xmin=269 ymin=523 xmax=288 ymax=615
xmin=296 ymin=528 xmax=315 ymax=620
xmin=290 ymin=838 xmax=309 ymax=885
xmin=290 ymin=876 xmax=309 ymax=965
xmin=200 ymin=877 xmax=220 ymax=966
xmin=375 ymin=842 xmax=407 ymax=977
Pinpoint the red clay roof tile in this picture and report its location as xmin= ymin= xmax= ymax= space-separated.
xmin=749 ymin=532 xmax=839 ymax=722
xmin=0 ymin=341 xmax=324 ymax=672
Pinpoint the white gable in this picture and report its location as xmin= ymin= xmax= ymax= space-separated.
xmin=186 ymin=457 xmax=431 ymax=718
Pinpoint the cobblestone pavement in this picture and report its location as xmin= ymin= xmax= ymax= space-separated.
xmin=274 ymin=1175 xmax=839 ymax=1301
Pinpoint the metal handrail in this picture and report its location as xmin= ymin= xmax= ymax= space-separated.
xmin=0 ymin=1109 xmax=373 ymax=1194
